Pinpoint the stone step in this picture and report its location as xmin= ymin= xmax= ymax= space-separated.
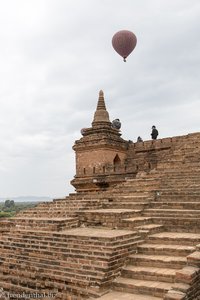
xmin=110 ymin=195 xmax=151 ymax=200
xmin=53 ymin=196 xmax=102 ymax=201
xmin=0 ymin=235 xmax=141 ymax=258
xmin=129 ymin=254 xmax=186 ymax=269
xmin=114 ymin=277 xmax=173 ymax=297
xmin=0 ymin=258 xmax=104 ymax=283
xmin=114 ymin=186 xmax=159 ymax=193
xmin=161 ymin=178 xmax=200 ymax=182
xmin=147 ymin=232 xmax=200 ymax=246
xmin=115 ymin=200 xmax=153 ymax=204
xmin=0 ymin=253 xmax=122 ymax=297
xmin=26 ymin=198 xmax=102 ymax=206
xmin=125 ymin=177 xmax=160 ymax=182
xmin=159 ymin=190 xmax=200 ymax=195
xmin=95 ymin=291 xmax=162 ymax=300
xmin=120 ymin=180 xmax=159 ymax=185
xmin=150 ymin=216 xmax=200 ymax=223
xmin=134 ymin=224 xmax=164 ymax=235
xmin=143 ymin=209 xmax=200 ymax=217
xmin=18 ymin=205 xmax=100 ymax=213
xmin=161 ymin=185 xmax=200 ymax=190
xmin=16 ymin=199 xmax=105 ymax=217
xmin=0 ymin=264 xmax=103 ymax=293
xmin=122 ymin=265 xmax=176 ymax=283
xmin=150 ymin=202 xmax=200 ymax=209
xmin=137 ymin=243 xmax=195 ymax=256
xmin=17 ymin=205 xmax=99 ymax=212
xmin=161 ymin=176 xmax=200 ymax=180
xmin=107 ymin=202 xmax=149 ymax=210
xmin=122 ymin=217 xmax=153 ymax=228
xmin=160 ymin=171 xmax=200 ymax=175
xmin=78 ymin=208 xmax=141 ymax=214
xmin=155 ymin=195 xmax=200 ymax=201
xmin=112 ymin=188 xmax=158 ymax=193
xmin=11 ymin=217 xmax=79 ymax=231
xmin=16 ymin=213 xmax=73 ymax=219
xmin=0 ymin=277 xmax=99 ymax=299
xmin=3 ymin=228 xmax=140 ymax=249
xmin=112 ymin=183 xmax=156 ymax=191
xmin=144 ymin=217 xmax=200 ymax=233
xmin=0 ymin=243 xmax=127 ymax=261
xmin=19 ymin=200 xmax=97 ymax=211
xmin=3 ymin=236 xmax=141 ymax=252
xmin=78 ymin=209 xmax=141 ymax=227
xmin=120 ymin=180 xmax=160 ymax=187
xmin=0 ymin=280 xmax=45 ymax=296
xmin=0 ymin=220 xmax=15 ymax=232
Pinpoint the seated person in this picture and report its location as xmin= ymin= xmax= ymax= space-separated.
xmin=112 ymin=118 xmax=121 ymax=130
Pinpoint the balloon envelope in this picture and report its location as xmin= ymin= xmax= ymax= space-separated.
xmin=112 ymin=30 xmax=137 ymax=61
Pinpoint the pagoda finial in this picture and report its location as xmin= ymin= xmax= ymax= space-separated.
xmin=92 ymin=90 xmax=111 ymax=127
xmin=97 ymin=90 xmax=106 ymax=111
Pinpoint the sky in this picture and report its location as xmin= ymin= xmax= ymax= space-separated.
xmin=0 ymin=0 xmax=200 ymax=199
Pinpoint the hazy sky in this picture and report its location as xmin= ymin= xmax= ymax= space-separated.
xmin=0 ymin=0 xmax=200 ymax=198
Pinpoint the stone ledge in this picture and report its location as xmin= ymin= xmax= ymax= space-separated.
xmin=164 ymin=290 xmax=186 ymax=300
xmin=61 ymin=227 xmax=137 ymax=239
xmin=187 ymin=251 xmax=200 ymax=267
xmin=96 ymin=291 xmax=163 ymax=300
xmin=176 ymin=266 xmax=199 ymax=284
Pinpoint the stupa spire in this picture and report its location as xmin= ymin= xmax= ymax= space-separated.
xmin=97 ymin=90 xmax=106 ymax=110
xmin=92 ymin=90 xmax=111 ymax=127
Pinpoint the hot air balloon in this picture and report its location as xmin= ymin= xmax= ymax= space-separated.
xmin=112 ymin=30 xmax=137 ymax=62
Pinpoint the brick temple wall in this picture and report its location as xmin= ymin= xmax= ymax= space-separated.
xmin=76 ymin=148 xmax=126 ymax=177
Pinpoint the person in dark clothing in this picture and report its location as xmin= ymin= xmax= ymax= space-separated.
xmin=112 ymin=119 xmax=121 ymax=130
xmin=151 ymin=125 xmax=159 ymax=140
xmin=137 ymin=136 xmax=143 ymax=142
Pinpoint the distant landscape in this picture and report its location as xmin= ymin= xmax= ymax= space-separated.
xmin=0 ymin=196 xmax=52 ymax=202
xmin=0 ymin=196 xmax=52 ymax=218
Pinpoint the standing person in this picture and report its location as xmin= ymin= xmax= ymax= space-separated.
xmin=151 ymin=125 xmax=159 ymax=140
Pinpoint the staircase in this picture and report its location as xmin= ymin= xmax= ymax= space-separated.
xmin=143 ymin=169 xmax=200 ymax=233
xmin=0 ymin=227 xmax=143 ymax=299
xmin=91 ymin=136 xmax=200 ymax=299
xmin=0 ymin=134 xmax=200 ymax=299
xmin=98 ymin=232 xmax=200 ymax=300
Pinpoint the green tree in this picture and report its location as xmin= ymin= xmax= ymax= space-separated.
xmin=10 ymin=200 xmax=15 ymax=207
xmin=4 ymin=199 xmax=15 ymax=208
